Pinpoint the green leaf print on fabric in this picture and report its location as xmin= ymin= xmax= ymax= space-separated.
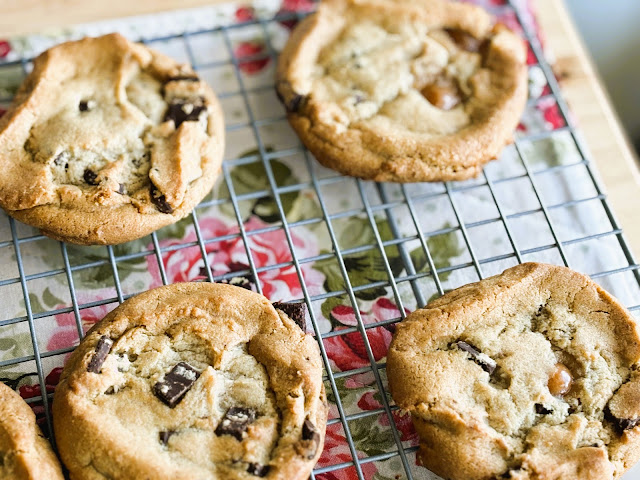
xmin=0 ymin=64 xmax=25 ymax=98
xmin=220 ymin=147 xmax=314 ymax=223
xmin=313 ymin=216 xmax=403 ymax=302
xmin=410 ymin=223 xmax=463 ymax=282
xmin=42 ymin=287 xmax=64 ymax=309
xmin=0 ymin=332 xmax=33 ymax=361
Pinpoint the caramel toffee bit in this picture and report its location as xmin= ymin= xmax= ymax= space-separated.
xmin=150 ymin=184 xmax=173 ymax=214
xmin=421 ymin=77 xmax=462 ymax=110
xmin=215 ymin=407 xmax=257 ymax=441
xmin=83 ymin=168 xmax=99 ymax=186
xmin=87 ymin=336 xmax=113 ymax=373
xmin=159 ymin=430 xmax=175 ymax=445
xmin=548 ymin=363 xmax=572 ymax=397
xmin=301 ymin=418 xmax=320 ymax=459
xmin=444 ymin=28 xmax=482 ymax=52
xmin=247 ymin=463 xmax=270 ymax=477
xmin=272 ymin=301 xmax=307 ymax=331
xmin=455 ymin=341 xmax=496 ymax=374
xmin=163 ymin=98 xmax=207 ymax=128
xmin=153 ymin=362 xmax=200 ymax=408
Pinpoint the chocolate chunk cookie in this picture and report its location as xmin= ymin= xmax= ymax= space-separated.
xmin=0 ymin=33 xmax=225 ymax=245
xmin=387 ymin=263 xmax=640 ymax=480
xmin=53 ymin=282 xmax=327 ymax=479
xmin=0 ymin=381 xmax=64 ymax=479
xmin=276 ymin=0 xmax=527 ymax=182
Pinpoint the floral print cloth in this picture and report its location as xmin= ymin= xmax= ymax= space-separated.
xmin=0 ymin=1 xmax=639 ymax=479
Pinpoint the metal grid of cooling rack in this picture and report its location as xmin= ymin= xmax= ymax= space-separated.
xmin=0 ymin=1 xmax=639 ymax=479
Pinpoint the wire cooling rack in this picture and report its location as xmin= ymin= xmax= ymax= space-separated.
xmin=0 ymin=1 xmax=639 ymax=479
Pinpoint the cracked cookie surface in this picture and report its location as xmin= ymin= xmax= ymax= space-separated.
xmin=387 ymin=262 xmax=640 ymax=480
xmin=276 ymin=0 xmax=527 ymax=182
xmin=0 ymin=33 xmax=225 ymax=245
xmin=53 ymin=282 xmax=327 ymax=479
xmin=0 ymin=381 xmax=64 ymax=480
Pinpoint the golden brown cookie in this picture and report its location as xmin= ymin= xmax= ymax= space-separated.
xmin=53 ymin=282 xmax=327 ymax=479
xmin=0 ymin=381 xmax=64 ymax=479
xmin=0 ymin=33 xmax=225 ymax=245
xmin=276 ymin=0 xmax=527 ymax=182
xmin=387 ymin=263 xmax=640 ymax=480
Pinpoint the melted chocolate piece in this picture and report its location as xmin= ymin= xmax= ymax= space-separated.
xmin=455 ymin=341 xmax=496 ymax=374
xmin=163 ymin=98 xmax=206 ymax=128
xmin=87 ymin=336 xmax=113 ymax=373
xmin=166 ymin=74 xmax=200 ymax=82
xmin=150 ymin=184 xmax=173 ymax=214
xmin=301 ymin=418 xmax=320 ymax=459
xmin=272 ymin=301 xmax=306 ymax=331
xmin=83 ymin=168 xmax=99 ymax=186
xmin=605 ymin=406 xmax=640 ymax=434
xmin=215 ymin=407 xmax=257 ymax=441
xmin=159 ymin=430 xmax=175 ymax=445
xmin=153 ymin=362 xmax=200 ymax=408
xmin=275 ymin=85 xmax=305 ymax=113
xmin=247 ymin=463 xmax=270 ymax=477
xmin=535 ymin=403 xmax=552 ymax=415
xmin=79 ymin=100 xmax=95 ymax=112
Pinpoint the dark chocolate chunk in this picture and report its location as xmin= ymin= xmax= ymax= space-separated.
xmin=605 ymin=406 xmax=640 ymax=433
xmin=79 ymin=100 xmax=94 ymax=112
xmin=163 ymin=98 xmax=206 ymax=128
xmin=272 ymin=301 xmax=306 ymax=331
xmin=301 ymin=418 xmax=320 ymax=459
xmin=117 ymin=183 xmax=126 ymax=195
xmin=159 ymin=430 xmax=175 ymax=445
xmin=53 ymin=152 xmax=67 ymax=166
xmin=247 ymin=463 xmax=270 ymax=477
xmin=275 ymin=84 xmax=305 ymax=113
xmin=150 ymin=184 xmax=173 ymax=214
xmin=455 ymin=341 xmax=496 ymax=374
xmin=166 ymin=74 xmax=200 ymax=82
xmin=215 ymin=407 xmax=257 ymax=441
xmin=83 ymin=168 xmax=99 ymax=186
xmin=535 ymin=403 xmax=553 ymax=415
xmin=153 ymin=362 xmax=200 ymax=408
xmin=87 ymin=336 xmax=113 ymax=373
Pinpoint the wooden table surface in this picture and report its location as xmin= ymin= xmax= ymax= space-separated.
xmin=1 ymin=0 xmax=639 ymax=259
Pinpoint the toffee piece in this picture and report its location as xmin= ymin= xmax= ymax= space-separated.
xmin=276 ymin=0 xmax=527 ymax=182
xmin=0 ymin=33 xmax=225 ymax=245
xmin=387 ymin=263 xmax=640 ymax=480
xmin=53 ymin=282 xmax=328 ymax=479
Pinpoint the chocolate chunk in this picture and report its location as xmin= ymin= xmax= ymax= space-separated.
xmin=117 ymin=183 xmax=126 ymax=195
xmin=166 ymin=74 xmax=200 ymax=82
xmin=247 ymin=463 xmax=270 ymax=477
xmin=455 ymin=341 xmax=496 ymax=374
xmin=83 ymin=168 xmax=99 ymax=186
xmin=535 ymin=403 xmax=553 ymax=415
xmin=87 ymin=336 xmax=113 ymax=373
xmin=159 ymin=430 xmax=175 ymax=445
xmin=153 ymin=362 xmax=200 ymax=408
xmin=163 ymin=98 xmax=207 ymax=128
xmin=445 ymin=28 xmax=482 ymax=52
xmin=301 ymin=418 xmax=320 ymax=459
xmin=275 ymin=85 xmax=305 ymax=113
xmin=79 ymin=100 xmax=95 ymax=112
xmin=53 ymin=152 xmax=67 ymax=166
xmin=150 ymin=184 xmax=173 ymax=214
xmin=215 ymin=407 xmax=257 ymax=441
xmin=272 ymin=301 xmax=306 ymax=331
xmin=605 ymin=406 xmax=640 ymax=434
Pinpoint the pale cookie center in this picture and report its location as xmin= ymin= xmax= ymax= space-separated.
xmin=311 ymin=21 xmax=484 ymax=134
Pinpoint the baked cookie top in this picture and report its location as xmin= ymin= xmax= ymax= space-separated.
xmin=276 ymin=0 xmax=527 ymax=182
xmin=387 ymin=263 xmax=640 ymax=480
xmin=0 ymin=381 xmax=64 ymax=480
xmin=0 ymin=33 xmax=224 ymax=245
xmin=53 ymin=282 xmax=327 ymax=480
